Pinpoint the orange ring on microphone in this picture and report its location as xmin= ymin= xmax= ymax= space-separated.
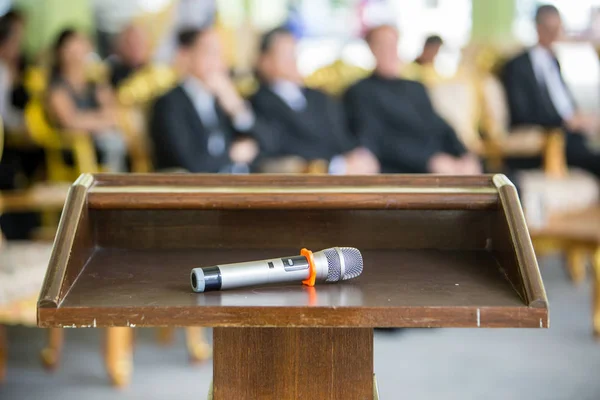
xmin=301 ymin=248 xmax=317 ymax=287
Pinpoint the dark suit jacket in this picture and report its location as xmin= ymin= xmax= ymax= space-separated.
xmin=343 ymin=75 xmax=466 ymax=173
xmin=250 ymin=85 xmax=357 ymax=160
xmin=150 ymin=85 xmax=235 ymax=173
xmin=501 ymin=50 xmax=576 ymax=129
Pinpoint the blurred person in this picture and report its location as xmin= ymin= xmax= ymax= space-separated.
xmin=149 ymin=28 xmax=260 ymax=173
xmin=502 ymin=4 xmax=600 ymax=177
xmin=415 ymin=34 xmax=443 ymax=66
xmin=47 ymin=29 xmax=127 ymax=172
xmin=93 ymin=0 xmax=140 ymax=58
xmin=251 ymin=27 xmax=379 ymax=175
xmin=0 ymin=10 xmax=25 ymax=130
xmin=344 ymin=25 xmax=480 ymax=174
xmin=107 ymin=24 xmax=150 ymax=88
xmin=0 ymin=9 xmax=45 ymax=190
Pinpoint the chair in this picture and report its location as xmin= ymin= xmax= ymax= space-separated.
xmin=304 ymin=59 xmax=371 ymax=97
xmin=22 ymin=67 xmax=99 ymax=182
xmin=479 ymin=72 xmax=600 ymax=292
xmin=116 ymin=64 xmax=179 ymax=174
xmin=478 ymin=74 xmax=563 ymax=174
xmin=427 ymin=78 xmax=484 ymax=155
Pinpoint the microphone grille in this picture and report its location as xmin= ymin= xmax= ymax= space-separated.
xmin=324 ymin=247 xmax=363 ymax=282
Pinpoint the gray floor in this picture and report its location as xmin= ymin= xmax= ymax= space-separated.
xmin=1 ymin=256 xmax=600 ymax=400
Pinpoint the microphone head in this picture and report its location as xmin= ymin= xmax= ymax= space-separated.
xmin=322 ymin=247 xmax=363 ymax=282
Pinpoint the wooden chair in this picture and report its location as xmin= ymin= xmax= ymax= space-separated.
xmin=478 ymin=74 xmax=566 ymax=174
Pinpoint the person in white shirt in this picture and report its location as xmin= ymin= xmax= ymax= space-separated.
xmin=502 ymin=4 xmax=599 ymax=177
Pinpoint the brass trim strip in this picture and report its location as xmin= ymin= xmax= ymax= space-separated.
xmin=89 ymin=186 xmax=498 ymax=195
xmin=492 ymin=174 xmax=515 ymax=188
xmin=73 ymin=173 xmax=95 ymax=189
xmin=497 ymin=185 xmax=548 ymax=309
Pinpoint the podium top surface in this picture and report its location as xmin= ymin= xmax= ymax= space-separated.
xmin=37 ymin=174 xmax=547 ymax=328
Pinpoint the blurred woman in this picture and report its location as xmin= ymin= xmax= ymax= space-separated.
xmin=0 ymin=10 xmax=25 ymax=130
xmin=47 ymin=29 xmax=126 ymax=172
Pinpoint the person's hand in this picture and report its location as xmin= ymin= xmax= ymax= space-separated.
xmin=427 ymin=153 xmax=459 ymax=174
xmin=206 ymin=73 xmax=246 ymax=117
xmin=229 ymin=138 xmax=259 ymax=164
xmin=343 ymin=147 xmax=380 ymax=175
xmin=97 ymin=107 xmax=119 ymax=129
xmin=457 ymin=154 xmax=482 ymax=175
xmin=566 ymin=113 xmax=597 ymax=135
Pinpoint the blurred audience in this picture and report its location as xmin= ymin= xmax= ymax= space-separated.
xmin=107 ymin=24 xmax=150 ymax=88
xmin=502 ymin=4 xmax=600 ymax=177
xmin=150 ymin=28 xmax=259 ymax=173
xmin=251 ymin=27 xmax=379 ymax=174
xmin=415 ymin=35 xmax=443 ymax=66
xmin=0 ymin=10 xmax=25 ymax=131
xmin=46 ymin=29 xmax=127 ymax=172
xmin=344 ymin=25 xmax=481 ymax=174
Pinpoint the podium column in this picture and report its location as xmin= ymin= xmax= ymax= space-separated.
xmin=213 ymin=327 xmax=373 ymax=400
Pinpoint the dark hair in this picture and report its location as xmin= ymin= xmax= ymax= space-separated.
xmin=0 ymin=10 xmax=24 ymax=47
xmin=364 ymin=24 xmax=397 ymax=44
xmin=51 ymin=28 xmax=79 ymax=77
xmin=424 ymin=35 xmax=443 ymax=47
xmin=177 ymin=28 xmax=206 ymax=49
xmin=259 ymin=26 xmax=292 ymax=55
xmin=535 ymin=4 xmax=559 ymax=24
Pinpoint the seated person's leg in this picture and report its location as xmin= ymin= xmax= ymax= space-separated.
xmin=566 ymin=132 xmax=600 ymax=177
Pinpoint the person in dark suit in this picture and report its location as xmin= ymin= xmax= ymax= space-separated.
xmin=501 ymin=4 xmax=600 ymax=176
xmin=344 ymin=25 xmax=481 ymax=174
xmin=250 ymin=27 xmax=379 ymax=174
xmin=150 ymin=28 xmax=259 ymax=173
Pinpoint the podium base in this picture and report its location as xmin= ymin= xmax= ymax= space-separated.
xmin=212 ymin=327 xmax=374 ymax=400
xmin=207 ymin=375 xmax=380 ymax=399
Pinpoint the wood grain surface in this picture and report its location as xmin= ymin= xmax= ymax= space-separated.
xmin=38 ymin=248 xmax=547 ymax=328
xmin=212 ymin=327 xmax=373 ymax=400
xmin=86 ymin=174 xmax=499 ymax=210
xmin=38 ymin=173 xmax=548 ymax=330
xmin=92 ymin=209 xmax=494 ymax=250
xmin=91 ymin=173 xmax=495 ymax=188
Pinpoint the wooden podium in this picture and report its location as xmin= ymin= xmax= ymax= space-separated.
xmin=38 ymin=174 xmax=548 ymax=399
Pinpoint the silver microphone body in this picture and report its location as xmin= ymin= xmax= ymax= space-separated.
xmin=190 ymin=247 xmax=362 ymax=293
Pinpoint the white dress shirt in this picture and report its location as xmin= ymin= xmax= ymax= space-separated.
xmin=270 ymin=80 xmax=347 ymax=174
xmin=182 ymin=77 xmax=225 ymax=157
xmin=182 ymin=76 xmax=254 ymax=173
xmin=0 ymin=61 xmax=23 ymax=131
xmin=271 ymin=80 xmax=307 ymax=111
xmin=529 ymin=45 xmax=575 ymax=120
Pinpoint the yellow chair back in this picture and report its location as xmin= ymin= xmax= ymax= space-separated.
xmin=305 ymin=60 xmax=371 ymax=97
xmin=22 ymin=67 xmax=99 ymax=181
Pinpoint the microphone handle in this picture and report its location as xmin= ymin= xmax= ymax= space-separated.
xmin=191 ymin=254 xmax=310 ymax=292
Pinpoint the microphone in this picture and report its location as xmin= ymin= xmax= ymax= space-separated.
xmin=190 ymin=247 xmax=363 ymax=293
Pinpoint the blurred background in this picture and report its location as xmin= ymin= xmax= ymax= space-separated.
xmin=0 ymin=0 xmax=600 ymax=399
